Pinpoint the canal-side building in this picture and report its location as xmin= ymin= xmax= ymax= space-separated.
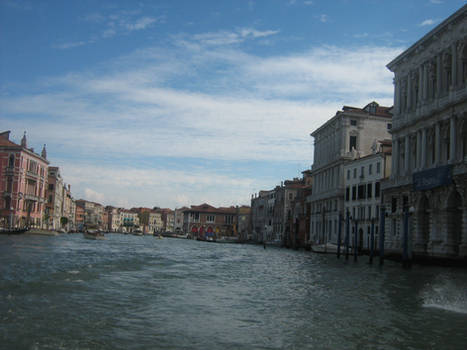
xmin=236 ymin=205 xmax=252 ymax=242
xmin=0 ymin=131 xmax=49 ymax=229
xmin=308 ymin=103 xmax=393 ymax=246
xmin=343 ymin=140 xmax=392 ymax=251
xmin=384 ymin=4 xmax=467 ymax=259
xmin=251 ymin=189 xmax=276 ymax=243
xmin=75 ymin=199 xmax=104 ymax=230
xmin=183 ymin=203 xmax=238 ymax=239
xmin=287 ymin=170 xmax=313 ymax=249
xmin=46 ymin=166 xmax=64 ymax=230
xmin=119 ymin=209 xmax=139 ymax=232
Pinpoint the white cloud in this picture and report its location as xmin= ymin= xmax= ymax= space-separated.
xmin=320 ymin=14 xmax=328 ymax=23
xmin=1 ymin=39 xmax=399 ymax=208
xmin=125 ymin=17 xmax=157 ymax=31
xmin=429 ymin=0 xmax=443 ymax=4
xmin=420 ymin=19 xmax=436 ymax=26
xmin=84 ymin=188 xmax=106 ymax=203
xmin=53 ymin=41 xmax=88 ymax=50
xmin=190 ymin=28 xmax=279 ymax=46
xmin=303 ymin=1 xmax=313 ymax=5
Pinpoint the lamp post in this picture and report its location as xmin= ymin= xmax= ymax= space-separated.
xmin=369 ymin=217 xmax=375 ymax=264
xmin=345 ymin=210 xmax=350 ymax=260
xmin=337 ymin=212 xmax=342 ymax=259
xmin=402 ymin=205 xmax=414 ymax=268
xmin=354 ymin=216 xmax=359 ymax=262
xmin=379 ymin=206 xmax=386 ymax=266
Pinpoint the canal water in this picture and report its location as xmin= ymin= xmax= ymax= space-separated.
xmin=1 ymin=234 xmax=466 ymax=350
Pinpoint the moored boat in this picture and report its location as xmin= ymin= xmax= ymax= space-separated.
xmin=83 ymin=231 xmax=105 ymax=240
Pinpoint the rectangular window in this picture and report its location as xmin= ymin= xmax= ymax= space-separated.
xmin=376 ymin=162 xmax=381 ymax=174
xmin=360 ymin=166 xmax=364 ymax=178
xmin=387 ymin=123 xmax=392 ymax=130
xmin=206 ymin=215 xmax=215 ymax=223
xmin=353 ymin=168 xmax=357 ymax=179
xmin=367 ymin=183 xmax=372 ymax=198
xmin=349 ymin=135 xmax=357 ymax=151
xmin=352 ymin=186 xmax=357 ymax=200
xmin=347 ymin=169 xmax=350 ymax=180
xmin=350 ymin=119 xmax=357 ymax=126
xmin=345 ymin=187 xmax=350 ymax=201
xmin=391 ymin=197 xmax=397 ymax=213
xmin=358 ymin=184 xmax=366 ymax=199
xmin=375 ymin=182 xmax=380 ymax=198
xmin=225 ymin=215 xmax=234 ymax=224
xmin=369 ymin=164 xmax=373 ymax=175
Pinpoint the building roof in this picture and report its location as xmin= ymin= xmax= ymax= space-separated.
xmin=310 ymin=102 xmax=392 ymax=137
xmin=387 ymin=4 xmax=467 ymax=71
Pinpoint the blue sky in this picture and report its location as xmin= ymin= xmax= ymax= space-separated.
xmin=1 ymin=0 xmax=465 ymax=209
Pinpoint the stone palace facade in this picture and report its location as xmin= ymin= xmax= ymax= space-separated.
xmin=383 ymin=5 xmax=467 ymax=258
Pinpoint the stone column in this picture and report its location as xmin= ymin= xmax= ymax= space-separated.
xmin=436 ymin=54 xmax=442 ymax=96
xmin=394 ymin=78 xmax=400 ymax=114
xmin=459 ymin=207 xmax=467 ymax=257
xmin=404 ymin=134 xmax=410 ymax=175
xmin=423 ymin=63 xmax=428 ymax=101
xmin=392 ymin=138 xmax=399 ymax=179
xmin=421 ymin=128 xmax=427 ymax=170
xmin=416 ymin=130 xmax=422 ymax=170
xmin=435 ymin=122 xmax=441 ymax=165
xmin=418 ymin=66 xmax=423 ymax=106
xmin=407 ymin=74 xmax=412 ymax=110
xmin=449 ymin=116 xmax=456 ymax=163
xmin=452 ymin=43 xmax=458 ymax=88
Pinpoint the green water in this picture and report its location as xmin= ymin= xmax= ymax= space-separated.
xmin=1 ymin=234 xmax=466 ymax=349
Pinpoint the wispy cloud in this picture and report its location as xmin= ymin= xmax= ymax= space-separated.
xmin=52 ymin=41 xmax=88 ymax=50
xmin=54 ymin=11 xmax=159 ymax=49
xmin=429 ymin=0 xmax=443 ymax=4
xmin=188 ymin=28 xmax=279 ymax=46
xmin=419 ymin=18 xmax=437 ymax=26
xmin=303 ymin=1 xmax=314 ymax=5
xmin=319 ymin=14 xmax=328 ymax=23
xmin=1 ymin=36 xmax=399 ymax=207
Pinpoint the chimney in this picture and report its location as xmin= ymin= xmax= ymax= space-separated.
xmin=0 ymin=131 xmax=11 ymax=140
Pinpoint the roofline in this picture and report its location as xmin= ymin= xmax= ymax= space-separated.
xmin=387 ymin=4 xmax=467 ymax=71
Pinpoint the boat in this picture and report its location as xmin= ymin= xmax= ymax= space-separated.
xmin=0 ymin=227 xmax=28 ymax=235
xmin=83 ymin=231 xmax=105 ymax=240
xmin=216 ymin=236 xmax=239 ymax=244
xmin=311 ymin=242 xmax=339 ymax=254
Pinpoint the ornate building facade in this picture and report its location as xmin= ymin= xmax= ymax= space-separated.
xmin=384 ymin=5 xmax=467 ymax=258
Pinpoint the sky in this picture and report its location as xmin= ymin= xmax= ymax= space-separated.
xmin=1 ymin=0 xmax=465 ymax=209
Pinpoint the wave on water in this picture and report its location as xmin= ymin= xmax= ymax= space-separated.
xmin=67 ymin=270 xmax=80 ymax=275
xmin=421 ymin=275 xmax=467 ymax=314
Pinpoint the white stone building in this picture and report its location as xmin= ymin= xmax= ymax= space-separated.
xmin=308 ymin=102 xmax=393 ymax=246
xmin=384 ymin=5 xmax=467 ymax=259
xmin=343 ymin=141 xmax=392 ymax=251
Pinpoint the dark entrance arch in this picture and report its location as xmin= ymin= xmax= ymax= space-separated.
xmin=417 ymin=195 xmax=430 ymax=253
xmin=446 ymin=190 xmax=462 ymax=255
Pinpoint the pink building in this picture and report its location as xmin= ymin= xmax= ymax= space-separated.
xmin=0 ymin=131 xmax=49 ymax=229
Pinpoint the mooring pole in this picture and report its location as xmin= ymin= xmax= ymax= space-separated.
xmin=354 ymin=218 xmax=358 ymax=262
xmin=402 ymin=205 xmax=410 ymax=268
xmin=345 ymin=210 xmax=350 ymax=260
xmin=369 ymin=218 xmax=375 ymax=264
xmin=337 ymin=213 xmax=342 ymax=259
xmin=379 ymin=206 xmax=385 ymax=266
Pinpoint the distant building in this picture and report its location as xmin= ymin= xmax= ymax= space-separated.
xmin=183 ymin=203 xmax=238 ymax=239
xmin=75 ymin=199 xmax=104 ymax=230
xmin=251 ymin=190 xmax=276 ymax=242
xmin=343 ymin=140 xmax=392 ymax=251
xmin=308 ymin=102 xmax=392 ymax=246
xmin=287 ymin=170 xmax=313 ymax=249
xmin=384 ymin=4 xmax=467 ymax=259
xmin=0 ymin=131 xmax=49 ymax=229
xmin=46 ymin=166 xmax=64 ymax=230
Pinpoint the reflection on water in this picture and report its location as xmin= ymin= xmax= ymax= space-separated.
xmin=1 ymin=234 xmax=466 ymax=350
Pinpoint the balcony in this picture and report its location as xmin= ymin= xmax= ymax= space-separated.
xmin=4 ymin=167 xmax=14 ymax=176
xmin=24 ymin=193 xmax=39 ymax=201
